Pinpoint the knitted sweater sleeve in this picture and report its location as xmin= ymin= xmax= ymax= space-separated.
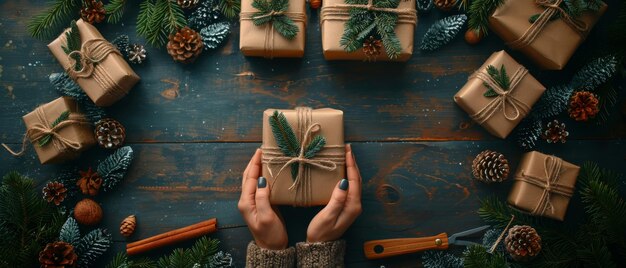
xmin=246 ymin=241 xmax=296 ymax=268
xmin=295 ymin=240 xmax=346 ymax=268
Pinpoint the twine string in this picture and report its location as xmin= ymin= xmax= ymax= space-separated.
xmin=65 ymin=38 xmax=125 ymax=98
xmin=240 ymin=10 xmax=307 ymax=59
xmin=469 ymin=66 xmax=530 ymax=124
xmin=517 ymin=156 xmax=574 ymax=216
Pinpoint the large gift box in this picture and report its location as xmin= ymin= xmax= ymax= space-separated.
xmin=490 ymin=0 xmax=607 ymax=70
xmin=454 ymin=51 xmax=545 ymax=139
xmin=321 ymin=0 xmax=417 ymax=61
xmin=23 ymin=97 xmax=96 ymax=164
xmin=239 ymin=0 xmax=307 ymax=58
xmin=48 ymin=19 xmax=140 ymax=107
xmin=261 ymin=107 xmax=345 ymax=206
xmin=508 ymin=151 xmax=580 ymax=221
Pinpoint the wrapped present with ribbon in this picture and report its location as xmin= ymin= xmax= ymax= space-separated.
xmin=261 ymin=107 xmax=345 ymax=206
xmin=48 ymin=19 xmax=140 ymax=106
xmin=239 ymin=0 xmax=307 ymax=58
xmin=490 ymin=0 xmax=607 ymax=70
xmin=321 ymin=0 xmax=417 ymax=61
xmin=2 ymin=97 xmax=96 ymax=164
xmin=454 ymin=51 xmax=545 ymax=139
xmin=508 ymin=151 xmax=580 ymax=221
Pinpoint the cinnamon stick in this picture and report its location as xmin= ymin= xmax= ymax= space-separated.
xmin=126 ymin=218 xmax=217 ymax=255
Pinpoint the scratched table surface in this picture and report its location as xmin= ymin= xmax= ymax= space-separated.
xmin=1 ymin=0 xmax=626 ymax=267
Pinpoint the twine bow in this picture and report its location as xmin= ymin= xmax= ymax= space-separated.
xmin=2 ymin=107 xmax=91 ymax=157
xmin=240 ymin=6 xmax=306 ymax=59
xmin=320 ymin=0 xmax=418 ymax=25
xmin=469 ymin=66 xmax=530 ymax=124
xmin=516 ymin=156 xmax=574 ymax=216
xmin=508 ymin=0 xmax=589 ymax=50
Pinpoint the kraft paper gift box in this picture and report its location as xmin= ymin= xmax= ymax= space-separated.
xmin=261 ymin=107 xmax=345 ymax=206
xmin=239 ymin=0 xmax=307 ymax=58
xmin=22 ymin=97 xmax=96 ymax=164
xmin=321 ymin=0 xmax=417 ymax=61
xmin=490 ymin=0 xmax=607 ymax=70
xmin=48 ymin=19 xmax=140 ymax=106
xmin=508 ymin=151 xmax=580 ymax=221
xmin=454 ymin=50 xmax=546 ymax=139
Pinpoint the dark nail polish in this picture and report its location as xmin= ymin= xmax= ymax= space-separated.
xmin=339 ymin=179 xmax=349 ymax=191
xmin=258 ymin=177 xmax=267 ymax=188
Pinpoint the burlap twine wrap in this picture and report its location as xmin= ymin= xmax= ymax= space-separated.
xmin=515 ymin=156 xmax=574 ymax=216
xmin=240 ymin=11 xmax=307 ymax=59
xmin=261 ymin=107 xmax=345 ymax=206
xmin=508 ymin=0 xmax=589 ymax=49
xmin=320 ymin=0 xmax=417 ymax=25
xmin=66 ymin=38 xmax=125 ymax=99
xmin=469 ymin=66 xmax=531 ymax=124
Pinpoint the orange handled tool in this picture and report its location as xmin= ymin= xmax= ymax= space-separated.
xmin=363 ymin=225 xmax=490 ymax=260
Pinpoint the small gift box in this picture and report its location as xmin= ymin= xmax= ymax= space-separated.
xmin=490 ymin=0 xmax=607 ymax=70
xmin=454 ymin=50 xmax=545 ymax=139
xmin=261 ymin=107 xmax=345 ymax=206
xmin=48 ymin=19 xmax=140 ymax=106
xmin=239 ymin=0 xmax=307 ymax=58
xmin=321 ymin=0 xmax=417 ymax=61
xmin=508 ymin=151 xmax=580 ymax=221
xmin=23 ymin=97 xmax=96 ymax=164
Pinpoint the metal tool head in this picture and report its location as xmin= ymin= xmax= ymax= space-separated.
xmin=448 ymin=225 xmax=490 ymax=246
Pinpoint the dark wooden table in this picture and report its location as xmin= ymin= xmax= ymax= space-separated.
xmin=1 ymin=0 xmax=625 ymax=267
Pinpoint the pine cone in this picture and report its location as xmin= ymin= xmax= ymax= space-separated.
xmin=310 ymin=0 xmax=322 ymax=9
xmin=543 ymin=119 xmax=568 ymax=144
xmin=568 ymin=91 xmax=599 ymax=122
xmin=95 ymin=118 xmax=126 ymax=149
xmin=505 ymin=225 xmax=542 ymax=261
xmin=211 ymin=251 xmax=234 ymax=268
xmin=39 ymin=241 xmax=78 ymax=268
xmin=120 ymin=215 xmax=137 ymax=237
xmin=362 ymin=36 xmax=383 ymax=59
xmin=128 ymin=44 xmax=147 ymax=64
xmin=43 ymin=182 xmax=67 ymax=206
xmin=77 ymin=167 xmax=103 ymax=196
xmin=80 ymin=0 xmax=106 ymax=24
xmin=167 ymin=27 xmax=204 ymax=64
xmin=434 ymin=0 xmax=456 ymax=11
xmin=472 ymin=150 xmax=509 ymax=183
xmin=178 ymin=0 xmax=200 ymax=9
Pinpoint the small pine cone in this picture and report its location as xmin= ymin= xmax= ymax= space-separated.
xmin=211 ymin=251 xmax=234 ymax=267
xmin=39 ymin=241 xmax=78 ymax=268
xmin=309 ymin=0 xmax=322 ymax=9
xmin=167 ymin=27 xmax=204 ymax=64
xmin=543 ymin=119 xmax=568 ymax=144
xmin=568 ymin=91 xmax=599 ymax=122
xmin=505 ymin=225 xmax=542 ymax=261
xmin=178 ymin=0 xmax=200 ymax=9
xmin=362 ymin=36 xmax=383 ymax=59
xmin=95 ymin=118 xmax=126 ymax=149
xmin=42 ymin=182 xmax=67 ymax=206
xmin=120 ymin=215 xmax=137 ymax=237
xmin=472 ymin=150 xmax=509 ymax=183
xmin=80 ymin=0 xmax=106 ymax=24
xmin=434 ymin=0 xmax=456 ymax=11
xmin=77 ymin=167 xmax=103 ymax=196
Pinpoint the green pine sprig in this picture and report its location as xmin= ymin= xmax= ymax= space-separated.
xmin=106 ymin=252 xmax=156 ymax=268
xmin=62 ymin=20 xmax=82 ymax=71
xmin=220 ymin=0 xmax=241 ymax=20
xmin=251 ymin=0 xmax=298 ymax=39
xmin=105 ymin=0 xmax=127 ymax=24
xmin=482 ymin=64 xmax=510 ymax=97
xmin=419 ymin=14 xmax=467 ymax=51
xmin=38 ymin=110 xmax=71 ymax=147
xmin=467 ymin=0 xmax=504 ymax=36
xmin=156 ymin=237 xmax=220 ymax=268
xmin=28 ymin=0 xmax=81 ymax=40
xmin=137 ymin=0 xmax=187 ymax=47
xmin=462 ymin=245 xmax=509 ymax=268
xmin=97 ymin=146 xmax=134 ymax=191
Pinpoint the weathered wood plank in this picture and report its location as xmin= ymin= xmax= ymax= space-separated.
xmin=1 ymin=1 xmax=624 ymax=144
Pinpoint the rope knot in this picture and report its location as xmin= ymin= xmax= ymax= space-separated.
xmin=469 ymin=66 xmax=530 ymax=124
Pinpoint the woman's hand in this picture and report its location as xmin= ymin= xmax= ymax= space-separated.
xmin=306 ymin=144 xmax=362 ymax=243
xmin=238 ymin=149 xmax=289 ymax=250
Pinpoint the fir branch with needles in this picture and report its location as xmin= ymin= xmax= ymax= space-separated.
xmin=419 ymin=14 xmax=467 ymax=51
xmin=39 ymin=111 xmax=70 ymax=147
xmin=62 ymin=20 xmax=82 ymax=71
xmin=251 ymin=0 xmax=298 ymax=39
xmin=98 ymin=146 xmax=134 ymax=191
xmin=28 ymin=0 xmax=81 ymax=40
xmin=462 ymin=245 xmax=509 ymax=268
xmin=137 ymin=0 xmax=187 ymax=47
xmin=467 ymin=0 xmax=504 ymax=36
xmin=76 ymin=228 xmax=112 ymax=268
xmin=105 ymin=0 xmax=127 ymax=24
xmin=220 ymin=0 xmax=241 ymax=19
xmin=482 ymin=65 xmax=510 ymax=97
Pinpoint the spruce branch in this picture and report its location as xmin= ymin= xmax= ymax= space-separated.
xmin=220 ymin=0 xmax=241 ymax=19
xmin=269 ymin=111 xmax=300 ymax=157
xmin=50 ymin=72 xmax=107 ymax=123
xmin=200 ymin=22 xmax=231 ymax=50
xmin=105 ymin=0 xmax=127 ymax=24
xmin=594 ymin=83 xmax=618 ymax=124
xmin=76 ymin=229 xmax=112 ymax=268
xmin=189 ymin=0 xmax=223 ymax=29
xmin=467 ymin=0 xmax=504 ymax=35
xmin=516 ymin=118 xmax=543 ymax=150
xmin=28 ymin=0 xmax=81 ymax=40
xmin=137 ymin=0 xmax=187 ymax=47
xmin=483 ymin=64 xmax=510 ymax=97
xmin=38 ymin=111 xmax=70 ymax=147
xmin=106 ymin=252 xmax=156 ymax=268
xmin=571 ymin=55 xmax=618 ymax=90
xmin=463 ymin=245 xmax=509 ymax=268
xmin=155 ymin=237 xmax=220 ymax=268
xmin=98 ymin=146 xmax=134 ymax=191
xmin=419 ymin=14 xmax=467 ymax=51
xmin=251 ymin=0 xmax=298 ymax=39
xmin=62 ymin=20 xmax=83 ymax=71
xmin=59 ymin=217 xmax=81 ymax=248
xmin=304 ymin=135 xmax=326 ymax=159
xmin=422 ymin=251 xmax=463 ymax=268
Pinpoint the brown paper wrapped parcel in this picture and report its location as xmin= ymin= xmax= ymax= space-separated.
xmin=321 ymin=0 xmax=417 ymax=61
xmin=239 ymin=0 xmax=307 ymax=58
xmin=508 ymin=151 xmax=580 ymax=221
xmin=454 ymin=50 xmax=545 ymax=139
xmin=262 ymin=107 xmax=345 ymax=206
xmin=490 ymin=0 xmax=607 ymax=70
xmin=23 ymin=97 xmax=96 ymax=164
xmin=48 ymin=19 xmax=140 ymax=107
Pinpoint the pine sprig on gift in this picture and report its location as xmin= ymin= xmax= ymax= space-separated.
xmin=28 ymin=0 xmax=81 ymax=40
xmin=200 ymin=22 xmax=231 ymax=50
xmin=105 ymin=0 xmax=127 ymax=23
xmin=528 ymin=0 xmax=604 ymax=24
xmin=270 ymin=111 xmax=300 ymax=156
xmin=340 ymin=0 xmax=403 ymax=59
xmin=76 ymin=229 xmax=112 ymax=268
xmin=571 ymin=55 xmax=618 ymax=90
xmin=419 ymin=14 xmax=467 ymax=51
xmin=467 ymin=0 xmax=504 ymax=36
xmin=98 ymin=146 xmax=134 ymax=191
xmin=59 ymin=217 xmax=81 ymax=247
xmin=304 ymin=135 xmax=326 ymax=159
xmin=39 ymin=111 xmax=71 ymax=147
xmin=220 ymin=0 xmax=241 ymax=19
xmin=483 ymin=65 xmax=510 ymax=97
xmin=137 ymin=0 xmax=187 ymax=47
xmin=62 ymin=20 xmax=83 ymax=71
xmin=49 ymin=72 xmax=107 ymax=123
xmin=252 ymin=0 xmax=298 ymax=39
